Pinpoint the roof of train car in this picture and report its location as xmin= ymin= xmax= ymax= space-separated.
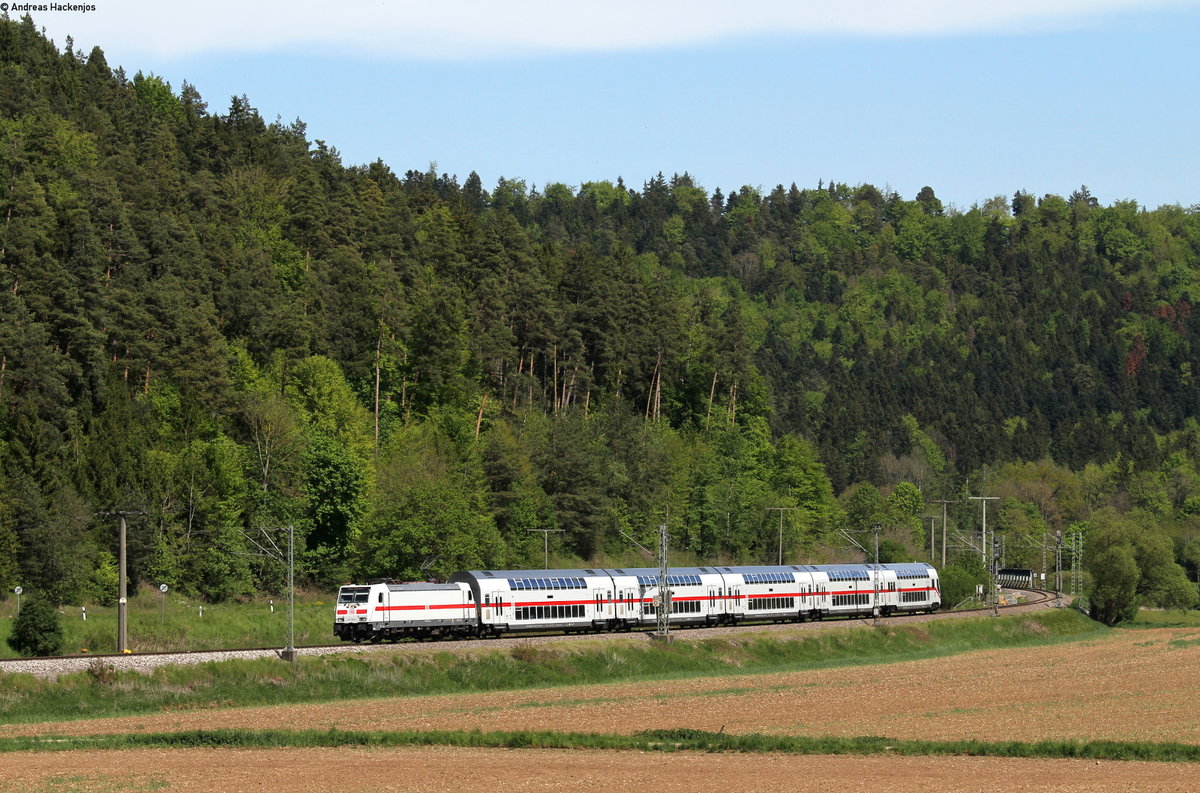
xmin=695 ymin=564 xmax=820 ymax=574
xmin=449 ymin=562 xmax=935 ymax=583
xmin=682 ymin=563 xmax=930 ymax=574
xmin=452 ymin=568 xmax=614 ymax=580
xmin=384 ymin=582 xmax=464 ymax=591
xmin=600 ymin=566 xmax=726 ymax=577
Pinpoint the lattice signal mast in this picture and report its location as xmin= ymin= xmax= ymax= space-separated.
xmin=657 ymin=523 xmax=670 ymax=639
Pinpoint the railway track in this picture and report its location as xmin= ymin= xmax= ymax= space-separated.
xmin=0 ymin=587 xmax=1064 ymax=678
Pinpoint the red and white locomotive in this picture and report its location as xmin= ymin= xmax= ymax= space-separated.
xmin=334 ymin=581 xmax=477 ymax=642
xmin=335 ymin=562 xmax=940 ymax=642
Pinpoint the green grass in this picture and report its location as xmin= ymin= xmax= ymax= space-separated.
xmin=0 ymin=589 xmax=334 ymax=657
xmin=0 ymin=774 xmax=170 ymax=793
xmin=1125 ymin=608 xmax=1200 ymax=629
xmin=0 ymin=610 xmax=1104 ymax=725
xmin=2 ymin=726 xmax=1199 ymax=764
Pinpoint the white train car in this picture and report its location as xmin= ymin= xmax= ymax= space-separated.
xmin=334 ymin=561 xmax=943 ymax=643
xmin=814 ymin=564 xmax=878 ymax=618
xmin=887 ymin=562 xmax=941 ymax=613
xmin=449 ymin=569 xmax=615 ymax=636
xmin=797 ymin=565 xmax=832 ymax=618
xmin=614 ymin=567 xmax=726 ymax=628
xmin=603 ymin=569 xmax=644 ymax=629
xmin=717 ymin=566 xmax=811 ymax=624
xmin=334 ymin=581 xmax=475 ymax=642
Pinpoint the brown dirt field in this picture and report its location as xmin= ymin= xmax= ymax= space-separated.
xmin=0 ymin=747 xmax=1197 ymax=793
xmin=11 ymin=627 xmax=1200 ymax=746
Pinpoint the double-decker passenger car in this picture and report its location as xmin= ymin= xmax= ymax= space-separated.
xmin=335 ymin=561 xmax=941 ymax=642
xmin=449 ymin=568 xmax=617 ymax=636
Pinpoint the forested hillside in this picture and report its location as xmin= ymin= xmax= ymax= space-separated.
xmin=2 ymin=17 xmax=1199 ymax=610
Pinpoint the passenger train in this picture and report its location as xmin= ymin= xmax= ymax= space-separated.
xmin=334 ymin=562 xmax=941 ymax=643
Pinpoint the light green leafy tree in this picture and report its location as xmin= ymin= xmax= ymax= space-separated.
xmin=356 ymin=421 xmax=503 ymax=581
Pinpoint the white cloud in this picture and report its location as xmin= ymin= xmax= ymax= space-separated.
xmin=20 ymin=0 xmax=1196 ymax=60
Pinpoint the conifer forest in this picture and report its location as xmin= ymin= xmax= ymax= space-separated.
xmin=2 ymin=17 xmax=1199 ymax=618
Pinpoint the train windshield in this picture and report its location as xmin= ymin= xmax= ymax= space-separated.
xmin=338 ymin=587 xmax=370 ymax=604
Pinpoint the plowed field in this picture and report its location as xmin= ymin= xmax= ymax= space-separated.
xmin=5 ymin=625 xmax=1200 ymax=791
xmin=12 ymin=626 xmax=1200 ymax=745
xmin=0 ymin=747 xmax=1195 ymax=793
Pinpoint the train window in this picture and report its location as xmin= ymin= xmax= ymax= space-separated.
xmin=378 ymin=593 xmax=384 ymax=603
xmin=339 ymin=588 xmax=370 ymax=603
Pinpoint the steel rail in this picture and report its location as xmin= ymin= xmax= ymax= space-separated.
xmin=0 ymin=587 xmax=1061 ymax=667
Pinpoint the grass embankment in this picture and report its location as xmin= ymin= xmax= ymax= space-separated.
xmin=0 ymin=590 xmax=333 ymax=657
xmin=1127 ymin=608 xmax=1200 ymax=629
xmin=2 ymin=727 xmax=1197 ymax=764
xmin=0 ymin=609 xmax=1102 ymax=725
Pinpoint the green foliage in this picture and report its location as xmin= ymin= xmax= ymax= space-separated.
xmin=1088 ymin=543 xmax=1141 ymax=626
xmin=3 ymin=18 xmax=1200 ymax=601
xmin=6 ymin=594 xmax=64 ymax=657
xmin=1085 ymin=509 xmax=1199 ymax=624
xmin=936 ymin=566 xmax=972 ymax=606
xmin=356 ymin=421 xmax=504 ymax=580
xmin=938 ymin=557 xmax=987 ymax=607
xmin=842 ymin=482 xmax=885 ymax=533
xmin=85 ymin=551 xmax=120 ymax=607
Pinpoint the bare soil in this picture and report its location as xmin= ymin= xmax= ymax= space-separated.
xmin=1 ymin=747 xmax=1197 ymax=793
xmin=13 ymin=626 xmax=1200 ymax=746
xmin=6 ymin=626 xmax=1200 ymax=791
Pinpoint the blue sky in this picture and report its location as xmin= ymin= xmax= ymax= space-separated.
xmin=22 ymin=0 xmax=1200 ymax=209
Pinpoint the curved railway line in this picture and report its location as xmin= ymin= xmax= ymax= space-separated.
xmin=0 ymin=588 xmax=1062 ymax=678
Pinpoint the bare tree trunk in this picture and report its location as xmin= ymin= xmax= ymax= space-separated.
xmin=551 ymin=344 xmax=559 ymax=413
xmin=475 ymin=392 xmax=488 ymax=438
xmin=564 ymin=365 xmax=578 ymax=408
xmin=182 ymin=459 xmax=201 ymax=552
xmin=727 ymin=380 xmax=738 ymax=425
xmin=584 ymin=361 xmax=594 ymax=418
xmin=513 ymin=352 xmax=525 ymax=409
xmin=645 ymin=349 xmax=663 ymax=420
xmin=705 ymin=370 xmax=719 ymax=431
xmin=654 ymin=354 xmax=662 ymax=421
